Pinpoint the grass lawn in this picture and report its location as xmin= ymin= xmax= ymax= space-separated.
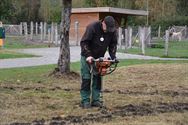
xmin=118 ymin=41 xmax=188 ymax=58
xmin=0 ymin=59 xmax=188 ymax=124
xmin=0 ymin=36 xmax=49 ymax=59
xmin=1 ymin=59 xmax=188 ymax=82
xmin=0 ymin=49 xmax=36 ymax=59
xmin=4 ymin=36 xmax=49 ymax=49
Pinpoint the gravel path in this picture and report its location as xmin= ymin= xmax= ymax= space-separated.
xmin=0 ymin=46 xmax=187 ymax=69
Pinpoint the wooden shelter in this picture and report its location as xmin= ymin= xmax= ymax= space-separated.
xmin=70 ymin=7 xmax=148 ymax=43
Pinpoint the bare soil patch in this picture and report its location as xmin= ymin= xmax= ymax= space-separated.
xmin=1 ymin=64 xmax=187 ymax=125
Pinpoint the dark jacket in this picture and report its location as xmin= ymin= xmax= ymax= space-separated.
xmin=80 ymin=21 xmax=117 ymax=59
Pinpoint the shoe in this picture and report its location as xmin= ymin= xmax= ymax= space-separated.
xmin=91 ymin=101 xmax=103 ymax=107
xmin=80 ymin=102 xmax=91 ymax=109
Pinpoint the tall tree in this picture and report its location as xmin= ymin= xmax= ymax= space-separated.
xmin=0 ymin=0 xmax=15 ymax=23
xmin=176 ymin=0 xmax=188 ymax=16
xmin=39 ymin=0 xmax=61 ymax=22
xmin=13 ymin=0 xmax=41 ymax=23
xmin=134 ymin=0 xmax=177 ymax=24
xmin=56 ymin=0 xmax=72 ymax=74
xmin=84 ymin=0 xmax=119 ymax=7
xmin=28 ymin=0 xmax=41 ymax=21
xmin=39 ymin=0 xmax=51 ymax=22
xmin=72 ymin=0 xmax=84 ymax=7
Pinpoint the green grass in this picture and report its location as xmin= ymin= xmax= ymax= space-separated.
xmin=0 ymin=36 xmax=48 ymax=59
xmin=119 ymin=41 xmax=188 ymax=58
xmin=0 ymin=59 xmax=187 ymax=83
xmin=0 ymin=49 xmax=36 ymax=59
xmin=117 ymin=59 xmax=188 ymax=66
xmin=4 ymin=36 xmax=49 ymax=49
xmin=0 ymin=64 xmax=55 ymax=83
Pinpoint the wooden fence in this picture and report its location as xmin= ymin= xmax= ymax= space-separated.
xmin=118 ymin=26 xmax=151 ymax=55
xmin=3 ymin=22 xmax=188 ymax=47
xmin=4 ymin=22 xmax=80 ymax=46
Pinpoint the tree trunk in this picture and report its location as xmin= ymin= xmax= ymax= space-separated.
xmin=57 ymin=0 xmax=72 ymax=74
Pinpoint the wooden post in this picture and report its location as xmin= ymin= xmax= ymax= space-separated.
xmin=51 ymin=22 xmax=54 ymax=43
xmin=145 ymin=27 xmax=148 ymax=46
xmin=148 ymin=26 xmax=151 ymax=46
xmin=138 ymin=26 xmax=141 ymax=48
xmin=19 ymin=22 xmax=23 ymax=35
xmin=48 ymin=28 xmax=51 ymax=47
xmin=185 ymin=25 xmax=187 ymax=39
xmin=30 ymin=21 xmax=33 ymax=40
xmin=140 ymin=27 xmax=145 ymax=55
xmin=158 ymin=25 xmax=161 ymax=39
xmin=75 ymin=21 xmax=79 ymax=46
xmin=128 ymin=27 xmax=132 ymax=48
xmin=55 ymin=23 xmax=58 ymax=46
xmin=24 ymin=22 xmax=28 ymax=40
xmin=40 ymin=22 xmax=43 ymax=41
xmin=124 ymin=29 xmax=128 ymax=53
xmin=43 ymin=22 xmax=47 ymax=40
xmin=35 ymin=22 xmax=38 ymax=35
xmin=165 ymin=30 xmax=169 ymax=56
xmin=118 ymin=27 xmax=122 ymax=49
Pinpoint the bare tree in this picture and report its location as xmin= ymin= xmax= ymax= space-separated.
xmin=56 ymin=0 xmax=72 ymax=74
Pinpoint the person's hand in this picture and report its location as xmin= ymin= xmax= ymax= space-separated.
xmin=114 ymin=58 xmax=119 ymax=63
xmin=86 ymin=56 xmax=94 ymax=63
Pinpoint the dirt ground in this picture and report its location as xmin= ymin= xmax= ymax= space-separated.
xmin=0 ymin=63 xmax=188 ymax=125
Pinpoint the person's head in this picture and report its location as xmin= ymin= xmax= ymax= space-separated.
xmin=102 ymin=16 xmax=116 ymax=33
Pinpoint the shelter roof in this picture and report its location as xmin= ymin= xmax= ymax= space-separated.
xmin=72 ymin=7 xmax=148 ymax=16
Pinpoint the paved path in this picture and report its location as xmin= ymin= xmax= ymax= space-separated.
xmin=0 ymin=46 xmax=187 ymax=69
